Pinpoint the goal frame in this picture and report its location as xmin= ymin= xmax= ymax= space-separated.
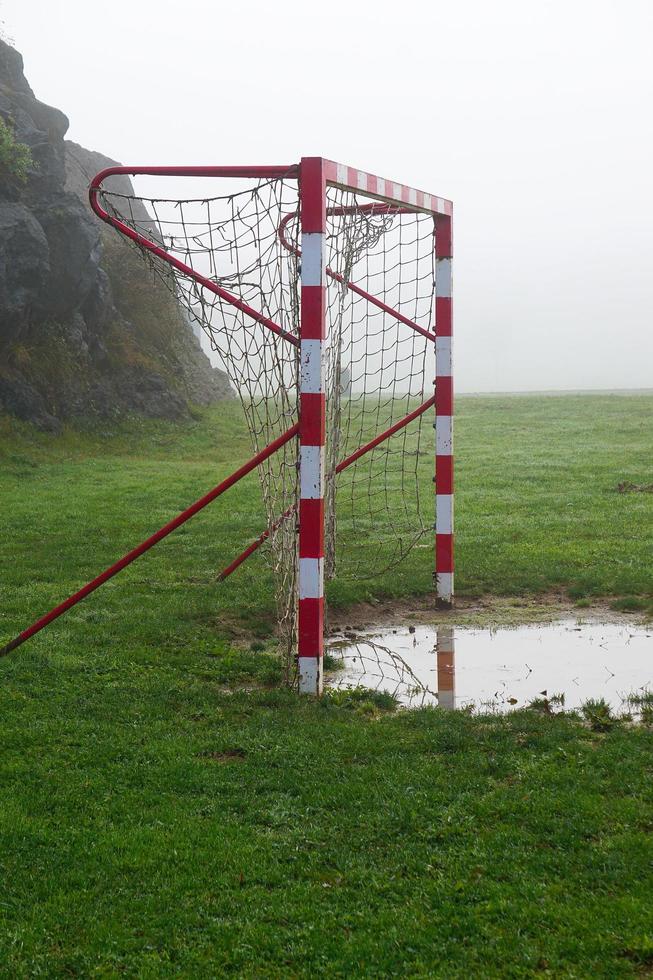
xmin=86 ymin=156 xmax=454 ymax=696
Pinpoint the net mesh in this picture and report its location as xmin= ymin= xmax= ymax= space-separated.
xmin=98 ymin=173 xmax=436 ymax=678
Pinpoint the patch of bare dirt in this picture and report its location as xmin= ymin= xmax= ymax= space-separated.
xmin=197 ymin=748 xmax=247 ymax=763
xmin=615 ymin=481 xmax=653 ymax=493
xmin=326 ymin=591 xmax=642 ymax=636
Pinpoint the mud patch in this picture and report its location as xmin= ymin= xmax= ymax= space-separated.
xmin=615 ymin=481 xmax=653 ymax=493
xmin=326 ymin=593 xmax=643 ymax=634
xmin=197 ymin=748 xmax=247 ymax=762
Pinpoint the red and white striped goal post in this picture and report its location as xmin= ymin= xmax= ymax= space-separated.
xmin=1 ymin=159 xmax=453 ymax=698
xmin=295 ymin=160 xmax=454 ymax=693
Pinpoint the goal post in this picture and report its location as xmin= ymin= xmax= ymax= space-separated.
xmin=297 ymin=158 xmax=328 ymax=694
xmin=434 ymin=211 xmax=454 ymax=608
xmin=85 ymin=157 xmax=454 ymax=695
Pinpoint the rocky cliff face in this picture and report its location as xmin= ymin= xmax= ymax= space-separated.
xmin=0 ymin=40 xmax=230 ymax=431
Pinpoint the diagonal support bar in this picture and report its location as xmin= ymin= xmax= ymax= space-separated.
xmin=278 ymin=208 xmax=436 ymax=343
xmin=89 ymin=169 xmax=300 ymax=348
xmin=0 ymin=423 xmax=300 ymax=659
xmin=218 ymin=393 xmax=437 ymax=581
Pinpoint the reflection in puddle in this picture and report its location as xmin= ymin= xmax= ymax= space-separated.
xmin=328 ymin=620 xmax=653 ymax=713
xmin=436 ymin=626 xmax=455 ymax=710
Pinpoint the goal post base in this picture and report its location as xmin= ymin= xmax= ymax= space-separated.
xmin=298 ymin=657 xmax=323 ymax=696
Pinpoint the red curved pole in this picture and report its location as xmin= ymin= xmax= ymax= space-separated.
xmin=218 ymin=393 xmax=437 ymax=581
xmin=89 ymin=167 xmax=300 ymax=348
xmin=278 ymin=207 xmax=436 ymax=344
xmin=0 ymin=423 xmax=299 ymax=659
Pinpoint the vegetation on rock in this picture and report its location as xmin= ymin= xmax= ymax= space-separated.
xmin=0 ymin=115 xmax=33 ymax=183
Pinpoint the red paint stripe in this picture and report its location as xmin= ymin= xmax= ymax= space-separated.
xmin=436 ymin=534 xmax=454 ymax=573
xmin=299 ymin=499 xmax=324 ymax=558
xmin=300 ymin=158 xmax=326 ymax=232
xmin=436 ymin=376 xmax=453 ymax=416
xmin=437 ymin=652 xmax=455 ymax=691
xmin=300 ymin=393 xmax=326 ymax=446
xmin=436 ymin=297 xmax=452 ymax=337
xmin=435 ymin=214 xmax=452 ymax=257
xmin=301 ymin=286 xmax=326 ymax=340
xmin=436 ymin=455 xmax=454 ymax=494
xmin=323 ymin=160 xmax=338 ymax=182
xmin=298 ymin=598 xmax=324 ymax=654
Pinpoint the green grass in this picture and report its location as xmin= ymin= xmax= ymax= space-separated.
xmin=1 ymin=394 xmax=653 ymax=976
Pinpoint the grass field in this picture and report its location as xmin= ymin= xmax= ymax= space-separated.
xmin=1 ymin=394 xmax=653 ymax=976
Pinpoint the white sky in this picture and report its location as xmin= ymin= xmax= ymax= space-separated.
xmin=2 ymin=0 xmax=652 ymax=392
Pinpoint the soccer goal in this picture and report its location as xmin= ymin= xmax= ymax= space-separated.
xmin=88 ymin=158 xmax=454 ymax=695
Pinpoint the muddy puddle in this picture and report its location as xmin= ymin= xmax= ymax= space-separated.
xmin=327 ymin=620 xmax=653 ymax=713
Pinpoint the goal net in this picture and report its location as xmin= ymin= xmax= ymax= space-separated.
xmin=90 ymin=160 xmax=453 ymax=693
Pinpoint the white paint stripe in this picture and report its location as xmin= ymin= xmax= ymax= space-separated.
xmin=408 ymin=187 xmax=417 ymax=206
xmin=436 ymin=626 xmax=454 ymax=653
xmin=436 ymin=494 xmax=454 ymax=534
xmin=436 ymin=258 xmax=452 ymax=298
xmin=436 ymin=416 xmax=453 ymax=455
xmin=301 ymin=233 xmax=325 ymax=287
xmin=423 ymin=193 xmax=432 ymax=211
xmin=357 ymin=171 xmax=367 ymax=191
xmin=298 ymin=656 xmax=322 ymax=695
xmin=436 ymin=336 xmax=452 ymax=377
xmin=376 ymin=177 xmax=386 ymax=197
xmin=437 ymin=572 xmax=454 ymax=602
xmin=300 ymin=339 xmax=324 ymax=394
xmin=438 ymin=689 xmax=455 ymax=709
xmin=299 ymin=557 xmax=324 ymax=599
xmin=336 ymin=163 xmax=347 ymax=185
xmin=299 ymin=445 xmax=324 ymax=499
xmin=392 ymin=183 xmax=402 ymax=201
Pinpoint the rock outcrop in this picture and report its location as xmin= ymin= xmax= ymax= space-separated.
xmin=0 ymin=39 xmax=230 ymax=431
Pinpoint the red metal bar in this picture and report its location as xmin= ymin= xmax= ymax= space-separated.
xmin=89 ymin=169 xmax=300 ymax=348
xmin=0 ymin=423 xmax=299 ymax=658
xmin=297 ymin=157 xmax=327 ymax=695
xmin=434 ymin=212 xmax=454 ymax=607
xmin=91 ymin=166 xmax=298 ymax=182
xmin=323 ymin=160 xmax=453 ymax=217
xmin=217 ymin=505 xmax=294 ymax=581
xmin=218 ymin=393 xmax=437 ymax=581
xmin=277 ymin=209 xmax=436 ymax=344
xmin=337 ymin=393 xmax=436 ymax=471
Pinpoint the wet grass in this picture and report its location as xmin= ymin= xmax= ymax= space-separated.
xmin=1 ymin=393 xmax=652 ymax=648
xmin=0 ymin=681 xmax=652 ymax=976
xmin=1 ymin=394 xmax=653 ymax=974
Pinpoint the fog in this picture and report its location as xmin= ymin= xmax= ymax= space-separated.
xmin=2 ymin=0 xmax=652 ymax=393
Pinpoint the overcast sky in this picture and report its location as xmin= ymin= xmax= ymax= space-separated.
xmin=2 ymin=0 xmax=652 ymax=392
